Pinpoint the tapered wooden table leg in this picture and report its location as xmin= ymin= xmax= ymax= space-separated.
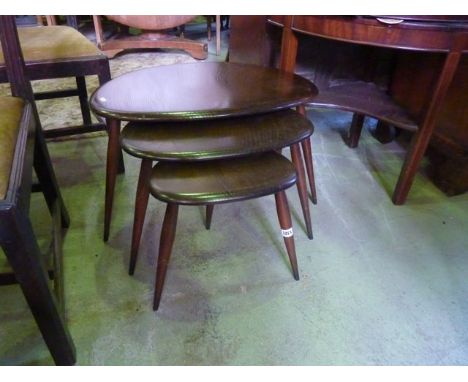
xmin=274 ymin=191 xmax=299 ymax=280
xmin=392 ymin=46 xmax=462 ymax=205
xmin=98 ymin=65 xmax=125 ymax=175
xmin=300 ymin=137 xmax=318 ymax=205
xmin=290 ymin=143 xmax=313 ymax=239
xmin=104 ymin=118 xmax=121 ymax=241
xmin=129 ymin=159 xmax=153 ymax=275
xmin=154 ymin=203 xmax=179 ymax=311
xmin=205 ymin=204 xmax=214 ymax=230
xmin=296 ymin=104 xmax=318 ymax=204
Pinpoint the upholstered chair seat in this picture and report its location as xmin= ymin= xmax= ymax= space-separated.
xmin=0 ymin=26 xmax=104 ymax=64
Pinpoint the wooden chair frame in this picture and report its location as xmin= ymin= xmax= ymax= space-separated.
xmin=0 ymin=18 xmax=113 ymax=140
xmin=0 ymin=15 xmax=75 ymax=366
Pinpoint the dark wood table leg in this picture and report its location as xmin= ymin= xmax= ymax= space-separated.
xmin=300 ymin=138 xmax=318 ymax=205
xmin=104 ymin=118 xmax=121 ymax=241
xmin=98 ymin=62 xmax=125 ymax=175
xmin=290 ymin=142 xmax=313 ymax=239
xmin=274 ymin=190 xmax=299 ymax=280
xmin=1 ymin=208 xmax=76 ymax=365
xmin=296 ymin=104 xmax=318 ymax=204
xmin=393 ymin=45 xmax=462 ymax=205
xmin=205 ymin=204 xmax=214 ymax=230
xmin=349 ymin=113 xmax=365 ymax=148
xmin=279 ymin=16 xmax=298 ymax=74
xmin=129 ymin=159 xmax=152 ymax=275
xmin=153 ymin=203 xmax=179 ymax=311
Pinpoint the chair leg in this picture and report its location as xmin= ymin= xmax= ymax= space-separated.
xmin=274 ymin=190 xmax=299 ymax=281
xmin=300 ymin=137 xmax=318 ymax=205
xmin=153 ymin=203 xmax=179 ymax=311
xmin=1 ymin=208 xmax=76 ymax=365
xmin=129 ymin=159 xmax=153 ymax=275
xmin=349 ymin=113 xmax=365 ymax=148
xmin=34 ymin=128 xmax=70 ymax=228
xmin=205 ymin=204 xmax=214 ymax=230
xmin=51 ymin=200 xmax=65 ymax=315
xmin=290 ymin=142 xmax=313 ymax=239
xmin=75 ymin=76 xmax=92 ymax=126
xmin=104 ymin=118 xmax=121 ymax=242
xmin=97 ymin=60 xmax=112 ymax=86
xmin=93 ymin=16 xmax=105 ymax=48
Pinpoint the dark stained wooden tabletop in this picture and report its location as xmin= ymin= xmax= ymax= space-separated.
xmin=90 ymin=62 xmax=317 ymax=121
xmin=149 ymin=152 xmax=297 ymax=205
xmin=120 ymin=109 xmax=313 ymax=161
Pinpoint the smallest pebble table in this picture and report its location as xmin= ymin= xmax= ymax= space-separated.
xmin=148 ymin=152 xmax=299 ymax=310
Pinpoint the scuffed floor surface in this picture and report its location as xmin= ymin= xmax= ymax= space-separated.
xmin=1 ymin=26 xmax=468 ymax=366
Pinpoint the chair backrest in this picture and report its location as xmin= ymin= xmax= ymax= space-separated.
xmin=0 ymin=16 xmax=37 ymax=210
xmin=0 ymin=16 xmax=42 ymax=123
xmin=1 ymin=16 xmax=70 ymax=228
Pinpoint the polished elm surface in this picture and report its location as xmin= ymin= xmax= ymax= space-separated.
xmin=90 ymin=62 xmax=317 ymax=121
xmin=121 ymin=110 xmax=313 ymax=161
xmin=149 ymin=152 xmax=297 ymax=205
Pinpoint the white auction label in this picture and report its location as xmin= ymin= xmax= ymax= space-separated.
xmin=281 ymin=228 xmax=293 ymax=237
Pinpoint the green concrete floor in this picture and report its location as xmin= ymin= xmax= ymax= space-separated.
xmin=1 ymin=25 xmax=468 ymax=366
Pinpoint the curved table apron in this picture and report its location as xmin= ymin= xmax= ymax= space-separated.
xmin=90 ymin=62 xmax=318 ymax=241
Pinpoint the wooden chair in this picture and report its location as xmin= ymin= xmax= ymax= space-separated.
xmin=0 ymin=15 xmax=75 ymax=365
xmin=148 ymin=152 xmax=300 ymax=310
xmin=0 ymin=19 xmax=121 ymax=143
